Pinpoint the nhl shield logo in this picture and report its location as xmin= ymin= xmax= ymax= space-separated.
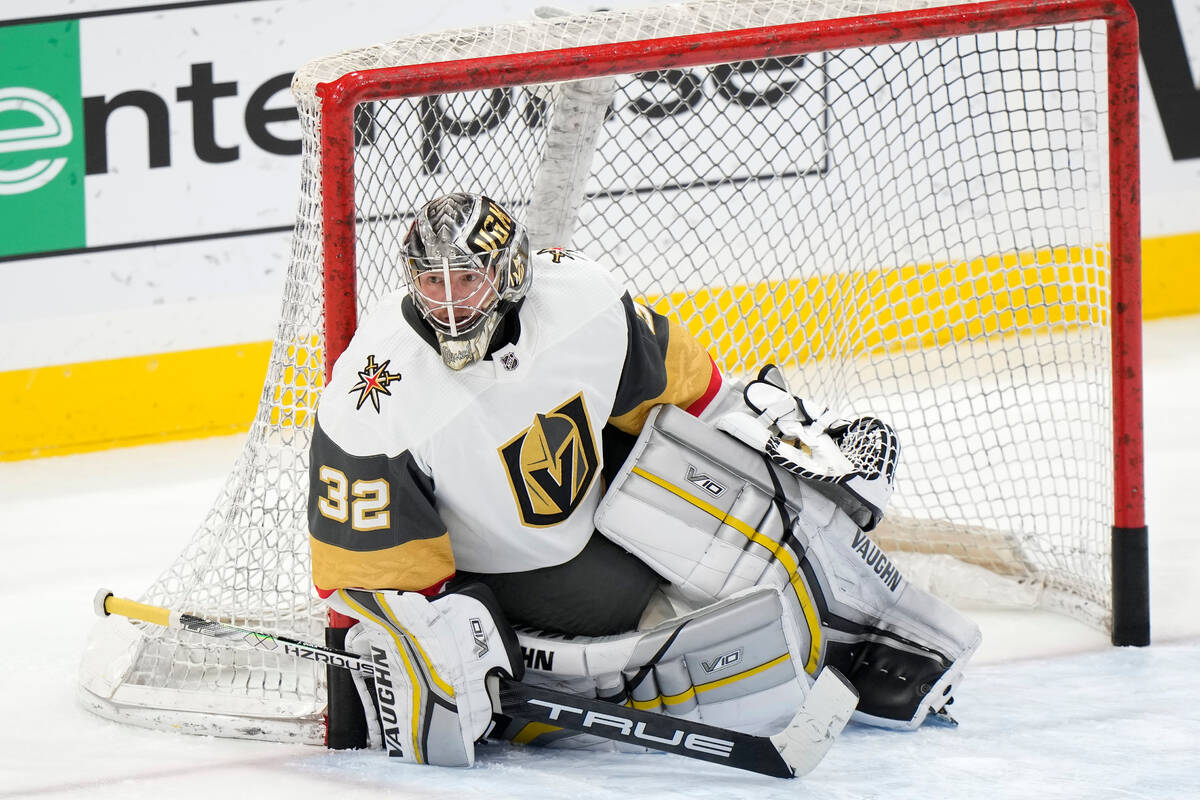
xmin=499 ymin=393 xmax=599 ymax=527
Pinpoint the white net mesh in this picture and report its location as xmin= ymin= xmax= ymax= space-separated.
xmin=78 ymin=0 xmax=1131 ymax=742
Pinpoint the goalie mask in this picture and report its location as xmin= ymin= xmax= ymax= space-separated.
xmin=401 ymin=193 xmax=531 ymax=370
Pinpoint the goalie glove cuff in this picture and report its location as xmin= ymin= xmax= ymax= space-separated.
xmin=741 ymin=370 xmax=844 ymax=446
xmin=717 ymin=367 xmax=901 ymax=529
xmin=716 ymin=411 xmax=857 ymax=480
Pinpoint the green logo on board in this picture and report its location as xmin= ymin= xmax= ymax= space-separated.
xmin=0 ymin=21 xmax=85 ymax=257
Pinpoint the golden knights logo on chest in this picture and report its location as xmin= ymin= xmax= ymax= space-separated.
xmin=499 ymin=393 xmax=599 ymax=527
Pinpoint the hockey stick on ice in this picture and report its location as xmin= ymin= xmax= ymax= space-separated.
xmin=94 ymin=589 xmax=857 ymax=779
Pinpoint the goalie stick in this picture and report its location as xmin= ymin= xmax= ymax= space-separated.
xmin=94 ymin=589 xmax=857 ymax=778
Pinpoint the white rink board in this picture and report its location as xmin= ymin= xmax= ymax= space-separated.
xmin=0 ymin=0 xmax=1197 ymax=370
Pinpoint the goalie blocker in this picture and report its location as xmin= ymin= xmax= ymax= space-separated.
xmin=594 ymin=397 xmax=981 ymax=729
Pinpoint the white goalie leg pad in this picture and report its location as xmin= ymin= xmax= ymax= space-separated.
xmin=802 ymin=518 xmax=982 ymax=729
xmin=595 ymin=403 xmax=980 ymax=730
xmin=507 ymin=586 xmax=811 ymax=749
xmin=327 ymin=585 xmax=523 ymax=766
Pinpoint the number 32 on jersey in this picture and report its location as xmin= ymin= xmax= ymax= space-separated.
xmin=316 ymin=466 xmax=391 ymax=531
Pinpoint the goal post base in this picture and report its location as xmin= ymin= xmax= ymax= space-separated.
xmin=77 ymin=686 xmax=326 ymax=744
xmin=1111 ymin=525 xmax=1150 ymax=646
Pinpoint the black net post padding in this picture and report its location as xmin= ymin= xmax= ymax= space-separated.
xmin=1111 ymin=525 xmax=1150 ymax=646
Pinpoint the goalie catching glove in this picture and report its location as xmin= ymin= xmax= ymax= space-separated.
xmin=716 ymin=364 xmax=899 ymax=530
xmin=326 ymin=582 xmax=523 ymax=766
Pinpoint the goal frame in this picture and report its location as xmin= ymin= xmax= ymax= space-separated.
xmin=313 ymin=0 xmax=1146 ymax=645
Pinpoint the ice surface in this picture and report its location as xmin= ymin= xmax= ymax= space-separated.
xmin=2 ymin=314 xmax=1198 ymax=799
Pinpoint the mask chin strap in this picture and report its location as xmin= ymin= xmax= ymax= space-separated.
xmin=441 ymin=256 xmax=458 ymax=337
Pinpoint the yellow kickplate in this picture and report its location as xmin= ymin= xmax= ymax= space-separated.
xmin=0 ymin=342 xmax=270 ymax=461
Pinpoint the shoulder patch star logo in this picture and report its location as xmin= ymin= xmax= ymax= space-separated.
xmin=536 ymin=247 xmax=580 ymax=263
xmin=349 ymin=354 xmax=402 ymax=412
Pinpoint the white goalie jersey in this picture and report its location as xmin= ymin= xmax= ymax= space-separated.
xmin=308 ymin=249 xmax=725 ymax=595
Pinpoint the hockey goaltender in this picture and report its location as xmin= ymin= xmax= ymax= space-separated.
xmin=306 ymin=192 xmax=981 ymax=768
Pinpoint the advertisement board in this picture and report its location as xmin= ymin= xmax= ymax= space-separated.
xmin=1 ymin=0 xmax=1197 ymax=458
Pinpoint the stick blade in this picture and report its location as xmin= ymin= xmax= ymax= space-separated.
xmin=770 ymin=666 xmax=859 ymax=776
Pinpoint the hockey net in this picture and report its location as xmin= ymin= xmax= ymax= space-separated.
xmin=78 ymin=0 xmax=1145 ymax=743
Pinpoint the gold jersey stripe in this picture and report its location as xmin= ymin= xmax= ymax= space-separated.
xmin=309 ymin=533 xmax=454 ymax=595
xmin=609 ymin=316 xmax=718 ymax=435
xmin=629 ymin=466 xmax=822 ymax=673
